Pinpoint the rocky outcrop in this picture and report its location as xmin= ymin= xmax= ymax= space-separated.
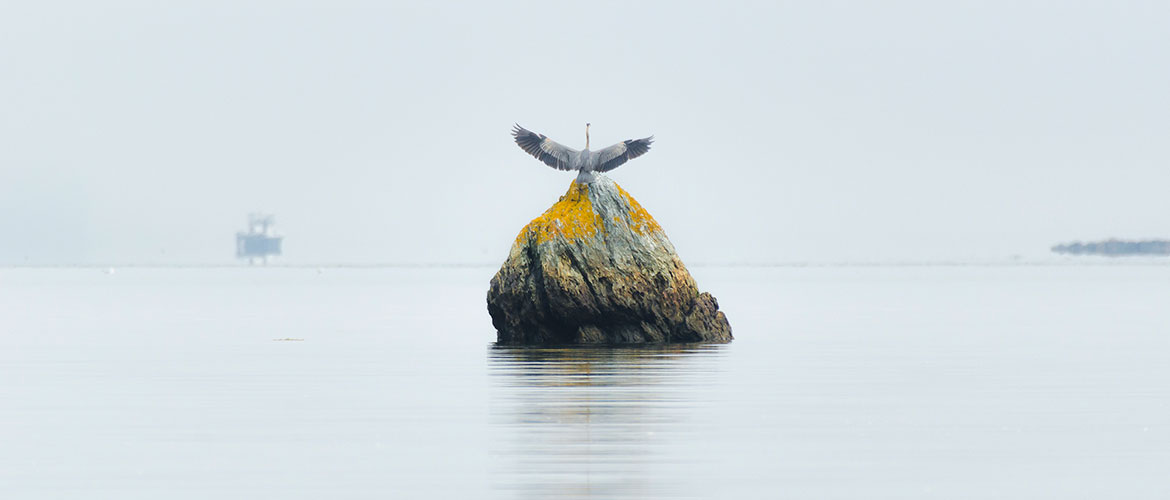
xmin=488 ymin=175 xmax=732 ymax=345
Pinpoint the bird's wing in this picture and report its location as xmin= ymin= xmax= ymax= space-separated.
xmin=512 ymin=124 xmax=579 ymax=171
xmin=593 ymin=136 xmax=654 ymax=172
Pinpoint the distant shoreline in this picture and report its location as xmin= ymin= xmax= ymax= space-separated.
xmin=1052 ymin=239 xmax=1170 ymax=257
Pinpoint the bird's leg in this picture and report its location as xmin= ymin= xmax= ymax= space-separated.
xmin=575 ymin=169 xmax=597 ymax=184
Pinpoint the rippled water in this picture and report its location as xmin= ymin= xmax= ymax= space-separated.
xmin=2 ymin=265 xmax=1168 ymax=498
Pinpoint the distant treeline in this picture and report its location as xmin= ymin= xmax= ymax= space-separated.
xmin=1052 ymin=239 xmax=1170 ymax=256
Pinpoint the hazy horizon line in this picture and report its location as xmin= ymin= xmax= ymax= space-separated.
xmin=3 ymin=259 xmax=1168 ymax=270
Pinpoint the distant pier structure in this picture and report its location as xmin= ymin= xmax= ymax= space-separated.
xmin=236 ymin=213 xmax=283 ymax=265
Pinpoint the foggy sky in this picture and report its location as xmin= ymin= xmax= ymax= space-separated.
xmin=2 ymin=1 xmax=1168 ymax=265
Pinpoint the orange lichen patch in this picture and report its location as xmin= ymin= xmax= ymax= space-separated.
xmin=516 ymin=181 xmax=605 ymax=245
xmin=613 ymin=182 xmax=663 ymax=235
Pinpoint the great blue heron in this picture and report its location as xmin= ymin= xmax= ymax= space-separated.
xmin=512 ymin=123 xmax=653 ymax=183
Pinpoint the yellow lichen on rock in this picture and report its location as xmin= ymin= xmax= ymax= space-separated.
xmin=516 ymin=181 xmax=605 ymax=245
xmin=489 ymin=173 xmax=732 ymax=345
xmin=613 ymin=182 xmax=663 ymax=236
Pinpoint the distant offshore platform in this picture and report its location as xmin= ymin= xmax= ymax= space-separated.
xmin=236 ymin=213 xmax=282 ymax=265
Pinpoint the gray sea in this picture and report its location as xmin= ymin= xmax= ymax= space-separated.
xmin=2 ymin=265 xmax=1167 ymax=499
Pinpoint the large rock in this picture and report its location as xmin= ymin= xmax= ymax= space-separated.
xmin=488 ymin=175 xmax=732 ymax=344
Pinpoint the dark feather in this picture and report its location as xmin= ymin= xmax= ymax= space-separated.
xmin=512 ymin=124 xmax=576 ymax=171
xmin=595 ymin=136 xmax=654 ymax=173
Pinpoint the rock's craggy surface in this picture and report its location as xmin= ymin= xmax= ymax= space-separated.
xmin=488 ymin=175 xmax=732 ymax=344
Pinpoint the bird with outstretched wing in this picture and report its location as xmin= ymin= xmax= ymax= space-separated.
xmin=512 ymin=123 xmax=653 ymax=182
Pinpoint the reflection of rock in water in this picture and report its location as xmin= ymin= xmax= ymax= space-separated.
xmin=488 ymin=345 xmax=725 ymax=499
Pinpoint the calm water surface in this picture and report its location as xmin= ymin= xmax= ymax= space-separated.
xmin=1 ymin=265 xmax=1168 ymax=498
